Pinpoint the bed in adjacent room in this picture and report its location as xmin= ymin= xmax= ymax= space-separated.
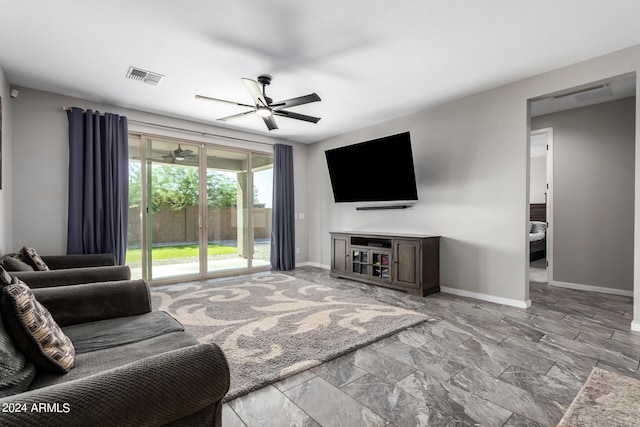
xmin=530 ymin=203 xmax=547 ymax=262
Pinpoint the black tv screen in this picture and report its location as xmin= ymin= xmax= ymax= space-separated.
xmin=325 ymin=132 xmax=418 ymax=203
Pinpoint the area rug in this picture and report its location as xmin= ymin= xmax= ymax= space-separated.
xmin=557 ymin=367 xmax=640 ymax=426
xmin=151 ymin=272 xmax=432 ymax=400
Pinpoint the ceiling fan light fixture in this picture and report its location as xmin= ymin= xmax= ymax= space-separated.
xmin=174 ymin=155 xmax=185 ymax=161
xmin=198 ymin=75 xmax=321 ymax=130
xmin=256 ymin=106 xmax=272 ymax=117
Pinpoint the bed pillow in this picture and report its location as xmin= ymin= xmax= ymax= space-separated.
xmin=19 ymin=247 xmax=50 ymax=271
xmin=1 ymin=281 xmax=75 ymax=373
xmin=531 ymin=221 xmax=547 ymax=233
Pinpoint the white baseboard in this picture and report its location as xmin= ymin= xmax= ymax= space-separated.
xmin=550 ymin=280 xmax=634 ymax=297
xmin=296 ymin=262 xmax=330 ymax=270
xmin=440 ymin=286 xmax=531 ymax=309
xmin=631 ymin=321 xmax=640 ymax=332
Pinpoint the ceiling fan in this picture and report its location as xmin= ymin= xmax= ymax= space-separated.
xmin=162 ymin=145 xmax=196 ymax=163
xmin=196 ymin=75 xmax=321 ymax=131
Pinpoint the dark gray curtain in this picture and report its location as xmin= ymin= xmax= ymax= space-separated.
xmin=67 ymin=107 xmax=129 ymax=265
xmin=270 ymin=143 xmax=295 ymax=270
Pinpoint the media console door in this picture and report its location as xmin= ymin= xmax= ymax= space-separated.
xmin=350 ymin=247 xmax=392 ymax=283
xmin=393 ymin=239 xmax=421 ymax=290
xmin=331 ymin=234 xmax=349 ymax=276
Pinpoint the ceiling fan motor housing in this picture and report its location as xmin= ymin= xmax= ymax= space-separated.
xmin=257 ymin=74 xmax=272 ymax=86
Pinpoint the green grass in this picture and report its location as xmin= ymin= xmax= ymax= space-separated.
xmin=125 ymin=244 xmax=237 ymax=263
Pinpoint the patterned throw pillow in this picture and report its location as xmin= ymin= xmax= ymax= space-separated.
xmin=19 ymin=247 xmax=50 ymax=271
xmin=1 ymin=282 xmax=75 ymax=373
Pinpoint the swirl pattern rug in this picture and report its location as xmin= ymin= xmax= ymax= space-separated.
xmin=151 ymin=273 xmax=431 ymax=400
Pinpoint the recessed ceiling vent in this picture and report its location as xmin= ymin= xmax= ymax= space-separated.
xmin=126 ymin=66 xmax=164 ymax=86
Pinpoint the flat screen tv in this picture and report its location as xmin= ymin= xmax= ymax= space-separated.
xmin=325 ymin=131 xmax=418 ymax=203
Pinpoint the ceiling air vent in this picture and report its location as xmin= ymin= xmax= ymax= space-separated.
xmin=126 ymin=67 xmax=164 ymax=86
xmin=553 ymin=84 xmax=612 ymax=103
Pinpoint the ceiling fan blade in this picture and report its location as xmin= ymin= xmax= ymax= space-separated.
xmin=273 ymin=110 xmax=321 ymax=123
xmin=272 ymin=93 xmax=321 ymax=109
xmin=195 ymin=94 xmax=254 ymax=108
xmin=217 ymin=110 xmax=256 ymax=121
xmin=242 ymin=78 xmax=268 ymax=107
xmin=262 ymin=115 xmax=279 ymax=130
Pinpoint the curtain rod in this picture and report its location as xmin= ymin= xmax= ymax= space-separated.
xmin=62 ymin=106 xmax=278 ymax=148
xmin=62 ymin=106 xmax=105 ymax=116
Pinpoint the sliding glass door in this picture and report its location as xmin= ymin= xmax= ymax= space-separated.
xmin=204 ymin=147 xmax=249 ymax=274
xmin=126 ymin=134 xmax=272 ymax=282
xmin=147 ymin=138 xmax=201 ymax=279
xmin=202 ymin=148 xmax=275 ymax=273
xmin=251 ymin=153 xmax=274 ymax=268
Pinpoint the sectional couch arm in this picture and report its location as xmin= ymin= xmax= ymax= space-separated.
xmin=12 ymin=265 xmax=131 ymax=289
xmin=41 ymin=253 xmax=116 ymax=269
xmin=32 ymin=280 xmax=152 ymax=327
xmin=0 ymin=343 xmax=230 ymax=427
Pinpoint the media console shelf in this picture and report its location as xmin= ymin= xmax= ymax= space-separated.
xmin=330 ymin=231 xmax=440 ymax=297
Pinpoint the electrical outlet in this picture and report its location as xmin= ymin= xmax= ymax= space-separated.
xmin=296 ymin=247 xmax=300 ymax=254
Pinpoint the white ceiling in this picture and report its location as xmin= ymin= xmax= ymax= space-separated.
xmin=2 ymin=0 xmax=640 ymax=144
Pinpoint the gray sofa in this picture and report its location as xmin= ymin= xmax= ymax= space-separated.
xmin=0 ymin=253 xmax=131 ymax=288
xmin=0 ymin=278 xmax=230 ymax=426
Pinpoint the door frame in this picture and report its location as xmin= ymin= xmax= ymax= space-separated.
xmin=530 ymin=127 xmax=554 ymax=284
xmin=130 ymin=132 xmax=273 ymax=284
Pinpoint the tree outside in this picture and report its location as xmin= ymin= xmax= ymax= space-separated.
xmin=129 ymin=163 xmax=260 ymax=211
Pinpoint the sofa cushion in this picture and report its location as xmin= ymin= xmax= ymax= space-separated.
xmin=0 ymin=314 xmax=36 ymax=397
xmin=1 ymin=282 xmax=75 ymax=373
xmin=2 ymin=256 xmax=34 ymax=272
xmin=29 ymin=331 xmax=200 ymax=390
xmin=20 ymin=247 xmax=50 ymax=271
xmin=41 ymin=253 xmax=116 ymax=269
xmin=63 ymin=311 xmax=185 ymax=354
xmin=13 ymin=265 xmax=132 ymax=290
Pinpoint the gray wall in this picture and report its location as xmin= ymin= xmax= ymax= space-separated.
xmin=9 ymin=87 xmax=309 ymax=261
xmin=0 ymin=65 xmax=12 ymax=254
xmin=309 ymin=87 xmax=531 ymax=306
xmin=533 ymin=97 xmax=635 ymax=292
xmin=308 ymin=44 xmax=640 ymax=312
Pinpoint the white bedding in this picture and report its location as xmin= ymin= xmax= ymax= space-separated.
xmin=529 ymin=221 xmax=547 ymax=242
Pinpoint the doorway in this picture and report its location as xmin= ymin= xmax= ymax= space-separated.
xmin=126 ymin=135 xmax=273 ymax=282
xmin=527 ymin=74 xmax=636 ymax=297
